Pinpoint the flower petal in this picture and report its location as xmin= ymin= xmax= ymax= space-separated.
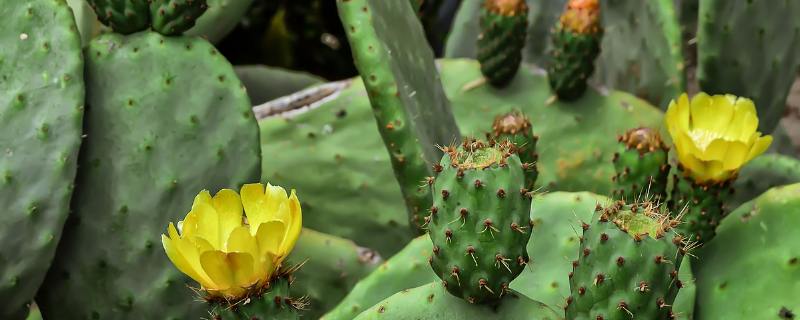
xmin=190 ymin=202 xmax=222 ymax=248
xmin=241 ymin=183 xmax=269 ymax=236
xmin=744 ymin=135 xmax=773 ymax=163
xmin=699 ymin=95 xmax=734 ymax=134
xmin=172 ymin=231 xmax=217 ymax=288
xmin=666 ymin=93 xmax=690 ymax=139
xmin=720 ymin=140 xmax=749 ymax=171
xmin=688 ymin=92 xmax=711 ymax=129
xmin=199 ymin=251 xmax=255 ymax=291
xmin=209 ymin=189 xmax=245 ymax=246
xmin=192 ymin=190 xmax=213 ymax=209
xmin=162 ymin=224 xmax=210 ymax=287
xmin=277 ymin=190 xmax=303 ymax=266
xmin=701 ymin=139 xmax=730 ymax=162
xmin=255 ymin=220 xmax=287 ymax=260
xmin=226 ymin=226 xmax=267 ymax=283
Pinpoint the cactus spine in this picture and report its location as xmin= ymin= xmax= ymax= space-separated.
xmin=476 ymin=0 xmax=529 ymax=88
xmin=566 ymin=200 xmax=688 ymax=319
xmin=547 ymin=0 xmax=603 ymax=101
xmin=427 ymin=138 xmax=535 ymax=304
xmin=611 ymin=127 xmax=671 ymax=203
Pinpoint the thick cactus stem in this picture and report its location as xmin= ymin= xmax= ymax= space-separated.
xmin=668 ymin=166 xmax=733 ymax=246
xmin=476 ymin=0 xmax=529 ymax=88
xmin=210 ymin=275 xmax=304 ymax=320
xmin=611 ymin=127 xmax=670 ymax=203
xmin=488 ymin=111 xmax=539 ymax=190
xmin=427 ymin=138 xmax=535 ymax=304
xmin=547 ymin=0 xmax=603 ymax=101
xmin=566 ymin=200 xmax=688 ymax=319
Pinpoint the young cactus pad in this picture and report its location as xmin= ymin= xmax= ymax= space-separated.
xmin=150 ymin=0 xmax=210 ymax=35
xmin=476 ymin=0 xmax=530 ymax=88
xmin=86 ymin=0 xmax=209 ymax=35
xmin=488 ymin=111 xmax=539 ymax=190
xmin=566 ymin=200 xmax=688 ymax=320
xmin=547 ymin=0 xmax=603 ymax=101
xmin=427 ymin=138 xmax=535 ymax=304
xmin=0 ymin=0 xmax=85 ymax=318
xmin=35 ymin=31 xmax=261 ymax=319
xmin=611 ymin=127 xmax=670 ymax=203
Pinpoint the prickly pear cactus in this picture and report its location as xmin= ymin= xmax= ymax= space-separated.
xmin=611 ymin=127 xmax=671 ymax=202
xmin=427 ymin=139 xmax=534 ymax=304
xmin=476 ymin=0 xmax=529 ymax=87
xmin=352 ymin=281 xmax=563 ymax=320
xmin=488 ymin=111 xmax=539 ymax=190
xmin=547 ymin=0 xmax=603 ymax=101
xmin=566 ymin=200 xmax=688 ymax=319
xmin=185 ymin=0 xmax=256 ymax=43
xmin=210 ymin=276 xmax=302 ymax=320
xmin=86 ymin=0 xmax=151 ymax=34
xmin=150 ymin=0 xmax=210 ymax=35
xmin=0 ymin=0 xmax=85 ymax=319
xmin=35 ymin=31 xmax=261 ymax=319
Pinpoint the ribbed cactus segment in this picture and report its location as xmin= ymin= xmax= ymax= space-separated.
xmin=427 ymin=138 xmax=534 ymax=304
xmin=566 ymin=200 xmax=688 ymax=320
xmin=86 ymin=0 xmax=151 ymax=34
xmin=150 ymin=0 xmax=209 ymax=35
xmin=669 ymin=168 xmax=733 ymax=246
xmin=488 ymin=111 xmax=539 ymax=190
xmin=476 ymin=0 xmax=529 ymax=88
xmin=611 ymin=127 xmax=670 ymax=203
xmin=210 ymin=275 xmax=302 ymax=320
xmin=547 ymin=0 xmax=603 ymax=101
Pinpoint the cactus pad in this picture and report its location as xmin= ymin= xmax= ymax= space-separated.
xmin=669 ymin=167 xmax=733 ymax=246
xmin=693 ymin=183 xmax=800 ymax=319
xmin=0 ymin=1 xmax=85 ymax=318
xmin=352 ymin=281 xmax=563 ymax=320
xmin=476 ymin=0 xmax=529 ymax=87
xmin=611 ymin=127 xmax=671 ymax=202
xmin=185 ymin=0 xmax=256 ymax=43
xmin=35 ymin=31 xmax=261 ymax=319
xmin=566 ymin=200 xmax=687 ymax=319
xmin=337 ymin=0 xmax=461 ymax=235
xmin=428 ymin=139 xmax=534 ymax=303
xmin=696 ymin=0 xmax=800 ymax=134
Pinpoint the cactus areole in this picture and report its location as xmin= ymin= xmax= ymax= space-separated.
xmin=427 ymin=138 xmax=535 ymax=304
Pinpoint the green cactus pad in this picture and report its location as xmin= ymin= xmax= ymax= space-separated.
xmin=669 ymin=168 xmax=733 ymax=246
xmin=337 ymin=0 xmax=461 ymax=235
xmin=547 ymin=23 xmax=603 ymax=101
xmin=694 ymin=183 xmax=800 ymax=319
xmin=566 ymin=200 xmax=687 ymax=319
xmin=352 ymin=281 xmax=563 ymax=320
xmin=211 ymin=276 xmax=301 ymax=320
xmin=476 ymin=0 xmax=529 ymax=87
xmin=0 ymin=1 xmax=85 ymax=318
xmin=86 ymin=0 xmax=151 ymax=34
xmin=234 ymin=65 xmax=325 ymax=106
xmin=594 ymin=0 xmax=685 ymax=110
xmin=287 ymin=228 xmax=383 ymax=319
xmin=35 ymin=31 xmax=261 ymax=319
xmin=728 ymin=153 xmax=800 ymax=210
xmin=488 ymin=111 xmax=539 ymax=190
xmin=149 ymin=0 xmax=210 ymax=35
xmin=696 ymin=0 xmax=800 ymax=134
xmin=257 ymin=58 xmax=665 ymax=259
xmin=185 ymin=0 xmax=256 ymax=43
xmin=322 ymin=235 xmax=438 ymax=320
xmin=428 ymin=139 xmax=534 ymax=303
xmin=611 ymin=127 xmax=671 ymax=203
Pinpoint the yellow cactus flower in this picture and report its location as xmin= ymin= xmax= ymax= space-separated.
xmin=161 ymin=183 xmax=302 ymax=300
xmin=665 ymin=92 xmax=773 ymax=184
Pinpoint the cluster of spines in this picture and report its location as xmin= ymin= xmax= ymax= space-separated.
xmin=564 ymin=200 xmax=692 ymax=320
xmin=611 ymin=127 xmax=671 ymax=203
xmin=487 ymin=111 xmax=539 ymax=190
xmin=425 ymin=137 xmax=536 ymax=304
